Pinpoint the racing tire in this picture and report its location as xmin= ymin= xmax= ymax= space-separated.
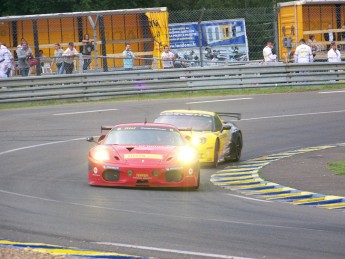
xmin=212 ymin=140 xmax=220 ymax=168
xmin=231 ymin=134 xmax=242 ymax=162
xmin=189 ymin=172 xmax=200 ymax=190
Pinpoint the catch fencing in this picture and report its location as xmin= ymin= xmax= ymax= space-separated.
xmin=2 ymin=5 xmax=345 ymax=75
xmin=169 ymin=7 xmax=276 ymax=61
xmin=0 ymin=6 xmax=276 ymax=75
xmin=1 ymin=62 xmax=344 ymax=104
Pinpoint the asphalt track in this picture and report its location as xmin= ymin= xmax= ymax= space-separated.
xmin=1 ymin=89 xmax=345 ymax=259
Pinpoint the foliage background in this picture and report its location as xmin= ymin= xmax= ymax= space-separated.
xmin=1 ymin=0 xmax=291 ymax=16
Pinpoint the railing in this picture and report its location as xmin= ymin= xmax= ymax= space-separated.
xmin=13 ymin=54 xmax=239 ymax=77
xmin=1 ymin=62 xmax=345 ymax=104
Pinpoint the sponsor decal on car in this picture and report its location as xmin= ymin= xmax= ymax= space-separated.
xmin=93 ymin=167 xmax=99 ymax=176
xmin=134 ymin=173 xmax=151 ymax=179
xmin=103 ymin=165 xmax=120 ymax=170
xmin=124 ymin=154 xmax=163 ymax=159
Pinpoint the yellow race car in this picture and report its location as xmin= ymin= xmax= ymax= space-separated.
xmin=154 ymin=110 xmax=243 ymax=167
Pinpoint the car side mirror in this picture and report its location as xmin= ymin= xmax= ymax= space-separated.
xmin=221 ymin=124 xmax=231 ymax=132
xmin=86 ymin=135 xmax=106 ymax=144
xmin=86 ymin=136 xmax=95 ymax=142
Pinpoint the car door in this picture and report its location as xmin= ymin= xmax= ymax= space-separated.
xmin=214 ymin=114 xmax=230 ymax=158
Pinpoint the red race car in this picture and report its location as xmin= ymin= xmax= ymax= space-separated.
xmin=86 ymin=123 xmax=200 ymax=189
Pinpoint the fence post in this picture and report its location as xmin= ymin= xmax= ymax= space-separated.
xmin=153 ymin=57 xmax=158 ymax=70
xmin=99 ymin=15 xmax=108 ymax=72
xmin=78 ymin=55 xmax=83 ymax=73
xmin=88 ymin=15 xmax=99 ymax=71
xmin=273 ymin=0 xmax=280 ymax=61
xmin=33 ymin=19 xmax=41 ymax=76
xmin=198 ymin=8 xmax=206 ymax=68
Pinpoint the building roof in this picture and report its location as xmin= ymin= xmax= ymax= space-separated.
xmin=278 ymin=0 xmax=345 ymax=8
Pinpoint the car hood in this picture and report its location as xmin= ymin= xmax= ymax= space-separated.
xmin=112 ymin=144 xmax=178 ymax=165
xmin=179 ymin=130 xmax=213 ymax=137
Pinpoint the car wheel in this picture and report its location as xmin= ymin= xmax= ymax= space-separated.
xmin=212 ymin=140 xmax=220 ymax=168
xmin=190 ymin=171 xmax=200 ymax=190
xmin=231 ymin=134 xmax=242 ymax=162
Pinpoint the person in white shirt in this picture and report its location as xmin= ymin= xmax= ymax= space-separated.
xmin=0 ymin=48 xmax=6 ymax=77
xmin=327 ymin=41 xmax=341 ymax=62
xmin=294 ymin=39 xmax=313 ymax=63
xmin=62 ymin=42 xmax=79 ymax=74
xmin=0 ymin=41 xmax=14 ymax=78
xmin=161 ymin=45 xmax=175 ymax=69
xmin=324 ymin=23 xmax=336 ymax=50
xmin=263 ymin=41 xmax=276 ymax=62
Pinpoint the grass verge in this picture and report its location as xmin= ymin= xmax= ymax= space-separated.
xmin=327 ymin=161 xmax=345 ymax=175
xmin=1 ymin=84 xmax=345 ymax=110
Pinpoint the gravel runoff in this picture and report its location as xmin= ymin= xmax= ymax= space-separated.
xmin=0 ymin=247 xmax=74 ymax=258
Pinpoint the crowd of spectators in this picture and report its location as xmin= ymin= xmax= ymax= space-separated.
xmin=1 ymin=25 xmax=345 ymax=79
xmin=262 ymin=25 xmax=343 ymax=64
xmin=0 ymin=34 xmax=96 ymax=78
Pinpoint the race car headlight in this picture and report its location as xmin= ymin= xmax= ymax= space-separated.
xmin=192 ymin=136 xmax=207 ymax=146
xmin=178 ymin=146 xmax=197 ymax=163
xmin=91 ymin=148 xmax=110 ymax=162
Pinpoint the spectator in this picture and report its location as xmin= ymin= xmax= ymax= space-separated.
xmin=16 ymin=38 xmax=26 ymax=51
xmin=324 ymin=23 xmax=335 ymax=50
xmin=38 ymin=49 xmax=46 ymax=73
xmin=307 ymin=37 xmax=316 ymax=58
xmin=173 ymin=53 xmax=187 ymax=68
xmin=81 ymin=34 xmax=93 ymax=70
xmin=327 ymin=41 xmax=341 ymax=63
xmin=0 ymin=66 xmax=6 ymax=78
xmin=263 ymin=41 xmax=277 ymax=62
xmin=0 ymin=41 xmax=14 ymax=77
xmin=161 ymin=45 xmax=175 ymax=69
xmin=308 ymin=35 xmax=319 ymax=55
xmin=51 ymin=43 xmax=64 ymax=74
xmin=0 ymin=43 xmax=7 ymax=78
xmin=122 ymin=43 xmax=135 ymax=70
xmin=16 ymin=41 xmax=33 ymax=77
xmin=62 ymin=42 xmax=79 ymax=74
xmin=294 ymin=39 xmax=313 ymax=63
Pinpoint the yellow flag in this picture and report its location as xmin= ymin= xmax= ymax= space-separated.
xmin=145 ymin=11 xmax=169 ymax=69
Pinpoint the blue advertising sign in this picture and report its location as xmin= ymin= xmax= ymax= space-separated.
xmin=200 ymin=20 xmax=247 ymax=46
xmin=169 ymin=19 xmax=249 ymax=67
xmin=169 ymin=23 xmax=199 ymax=49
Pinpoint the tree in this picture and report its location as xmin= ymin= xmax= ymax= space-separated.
xmin=1 ymin=0 xmax=290 ymax=16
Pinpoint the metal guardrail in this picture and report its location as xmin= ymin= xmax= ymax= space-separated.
xmin=1 ymin=62 xmax=345 ymax=104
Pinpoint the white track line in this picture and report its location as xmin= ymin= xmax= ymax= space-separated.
xmin=226 ymin=193 xmax=271 ymax=203
xmin=186 ymin=97 xmax=252 ymax=104
xmin=319 ymin=90 xmax=345 ymax=94
xmin=53 ymin=108 xmax=118 ymax=116
xmin=0 ymin=138 xmax=84 ymax=156
xmin=93 ymin=242 xmax=254 ymax=259
xmin=241 ymin=110 xmax=345 ymax=121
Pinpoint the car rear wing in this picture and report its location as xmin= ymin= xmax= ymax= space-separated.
xmin=101 ymin=126 xmax=114 ymax=133
xmin=177 ymin=127 xmax=193 ymax=131
xmin=217 ymin=112 xmax=241 ymax=120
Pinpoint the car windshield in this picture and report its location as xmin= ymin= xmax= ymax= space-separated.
xmin=155 ymin=114 xmax=214 ymax=131
xmin=103 ymin=127 xmax=185 ymax=146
